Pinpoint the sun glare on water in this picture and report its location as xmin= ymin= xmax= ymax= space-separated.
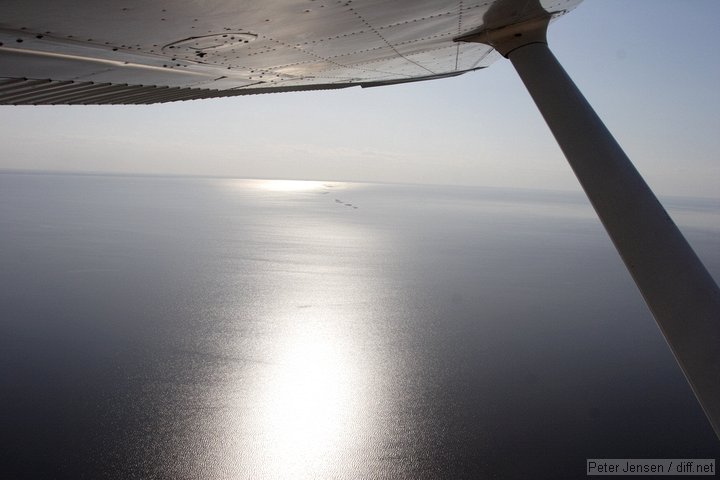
xmin=257 ymin=180 xmax=328 ymax=192
xmin=207 ymin=204 xmax=383 ymax=479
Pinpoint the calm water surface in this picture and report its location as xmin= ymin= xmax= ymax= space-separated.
xmin=1 ymin=173 xmax=718 ymax=479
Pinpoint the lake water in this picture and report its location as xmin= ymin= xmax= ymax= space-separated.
xmin=1 ymin=173 xmax=718 ymax=479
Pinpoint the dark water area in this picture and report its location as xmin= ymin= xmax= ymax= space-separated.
xmin=1 ymin=173 xmax=718 ymax=479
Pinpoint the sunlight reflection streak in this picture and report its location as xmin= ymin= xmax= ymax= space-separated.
xmin=256 ymin=180 xmax=327 ymax=192
xmin=262 ymin=329 xmax=349 ymax=477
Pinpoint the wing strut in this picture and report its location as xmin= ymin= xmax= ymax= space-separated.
xmin=458 ymin=14 xmax=720 ymax=438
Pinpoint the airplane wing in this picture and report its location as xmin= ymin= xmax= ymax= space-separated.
xmin=0 ymin=0 xmax=579 ymax=104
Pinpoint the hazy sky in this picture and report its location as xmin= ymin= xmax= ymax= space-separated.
xmin=1 ymin=0 xmax=718 ymax=197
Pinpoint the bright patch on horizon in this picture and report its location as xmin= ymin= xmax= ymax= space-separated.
xmin=257 ymin=179 xmax=328 ymax=192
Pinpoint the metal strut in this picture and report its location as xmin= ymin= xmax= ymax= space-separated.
xmin=458 ymin=15 xmax=720 ymax=438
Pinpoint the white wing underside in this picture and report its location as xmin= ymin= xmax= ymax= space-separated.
xmin=0 ymin=0 xmax=579 ymax=104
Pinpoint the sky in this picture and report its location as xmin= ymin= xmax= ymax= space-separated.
xmin=1 ymin=0 xmax=719 ymax=198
